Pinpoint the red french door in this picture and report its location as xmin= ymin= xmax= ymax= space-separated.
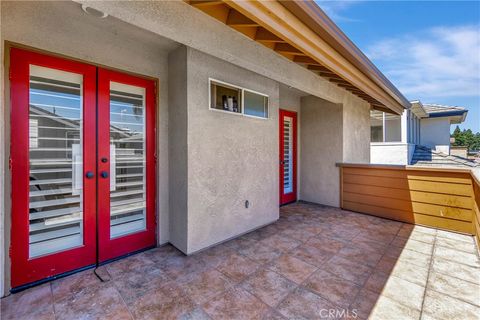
xmin=97 ymin=69 xmax=156 ymax=262
xmin=10 ymin=48 xmax=156 ymax=288
xmin=279 ymin=109 xmax=297 ymax=205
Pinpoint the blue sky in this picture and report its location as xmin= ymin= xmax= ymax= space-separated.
xmin=316 ymin=0 xmax=480 ymax=133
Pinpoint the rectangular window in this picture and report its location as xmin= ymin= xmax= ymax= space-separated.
xmin=209 ymin=79 xmax=268 ymax=119
xmin=370 ymin=110 xmax=384 ymax=142
xmin=210 ymin=80 xmax=242 ymax=114
xmin=244 ymin=90 xmax=268 ymax=118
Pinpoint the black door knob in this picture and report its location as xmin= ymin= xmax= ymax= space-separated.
xmin=85 ymin=171 xmax=94 ymax=179
xmin=101 ymin=157 xmax=108 ymax=163
xmin=100 ymin=171 xmax=109 ymax=178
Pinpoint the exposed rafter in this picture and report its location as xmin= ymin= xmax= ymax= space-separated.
xmin=187 ymin=0 xmax=406 ymax=114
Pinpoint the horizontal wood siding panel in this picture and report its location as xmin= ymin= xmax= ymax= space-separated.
xmin=343 ymin=201 xmax=472 ymax=234
xmin=343 ymin=192 xmax=472 ymax=222
xmin=343 ymin=183 xmax=473 ymax=210
xmin=343 ymin=174 xmax=473 ymax=196
xmin=340 ymin=166 xmax=477 ymax=236
xmin=343 ymin=167 xmax=473 ymax=184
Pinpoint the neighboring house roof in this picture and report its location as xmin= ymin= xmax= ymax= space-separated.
xmin=411 ymin=145 xmax=478 ymax=168
xmin=409 ymin=101 xmax=468 ymax=124
xmin=189 ymin=0 xmax=410 ymax=115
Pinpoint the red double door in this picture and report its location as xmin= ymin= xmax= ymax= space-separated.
xmin=279 ymin=109 xmax=297 ymax=205
xmin=10 ymin=48 xmax=156 ymax=288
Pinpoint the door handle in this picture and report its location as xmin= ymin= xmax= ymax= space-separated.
xmin=85 ymin=171 xmax=94 ymax=179
xmin=100 ymin=171 xmax=109 ymax=178
xmin=280 ymin=161 xmax=285 ymax=165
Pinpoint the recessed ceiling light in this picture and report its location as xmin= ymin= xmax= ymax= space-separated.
xmin=81 ymin=5 xmax=108 ymax=19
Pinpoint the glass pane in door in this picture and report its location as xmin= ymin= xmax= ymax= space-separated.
xmin=283 ymin=116 xmax=293 ymax=194
xmin=109 ymin=82 xmax=146 ymax=238
xmin=28 ymin=65 xmax=83 ymax=258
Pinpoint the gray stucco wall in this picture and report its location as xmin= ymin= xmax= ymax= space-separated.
xmin=168 ymin=46 xmax=188 ymax=253
xmin=185 ymin=48 xmax=280 ymax=253
xmin=342 ymin=95 xmax=371 ymax=163
xmin=0 ymin=1 xmax=178 ymax=293
xmin=300 ymin=96 xmax=343 ymax=207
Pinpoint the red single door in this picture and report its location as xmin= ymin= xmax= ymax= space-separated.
xmin=279 ymin=109 xmax=297 ymax=205
xmin=10 ymin=48 xmax=97 ymax=288
xmin=97 ymin=69 xmax=156 ymax=262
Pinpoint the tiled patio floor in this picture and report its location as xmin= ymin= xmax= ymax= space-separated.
xmin=2 ymin=202 xmax=480 ymax=320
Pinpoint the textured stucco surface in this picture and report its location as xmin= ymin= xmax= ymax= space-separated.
xmin=341 ymin=94 xmax=371 ymax=163
xmin=75 ymin=0 xmax=359 ymax=106
xmin=300 ymin=96 xmax=343 ymax=207
xmin=0 ymin=1 xmax=178 ymax=293
xmin=421 ymin=118 xmax=451 ymax=154
xmin=185 ymin=48 xmax=280 ymax=253
xmin=168 ymin=46 xmax=189 ymax=253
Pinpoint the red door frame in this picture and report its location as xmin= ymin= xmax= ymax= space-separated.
xmin=10 ymin=48 xmax=157 ymax=288
xmin=279 ymin=109 xmax=297 ymax=205
xmin=97 ymin=68 xmax=156 ymax=262
xmin=10 ymin=48 xmax=97 ymax=288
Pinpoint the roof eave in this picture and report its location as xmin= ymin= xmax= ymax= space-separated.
xmin=281 ymin=0 xmax=410 ymax=110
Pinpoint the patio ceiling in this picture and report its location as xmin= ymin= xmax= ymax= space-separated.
xmin=188 ymin=0 xmax=410 ymax=115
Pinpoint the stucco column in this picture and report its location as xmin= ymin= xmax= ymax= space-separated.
xmin=401 ymin=110 xmax=408 ymax=143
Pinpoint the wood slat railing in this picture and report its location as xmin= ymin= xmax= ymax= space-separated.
xmin=338 ymin=164 xmax=480 ymax=247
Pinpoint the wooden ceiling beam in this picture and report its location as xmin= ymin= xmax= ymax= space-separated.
xmin=293 ymin=56 xmax=321 ymax=65
xmin=255 ymin=27 xmax=284 ymax=42
xmin=226 ymin=10 xmax=258 ymax=27
xmin=274 ymin=43 xmax=303 ymax=55
xmin=190 ymin=0 xmax=223 ymax=7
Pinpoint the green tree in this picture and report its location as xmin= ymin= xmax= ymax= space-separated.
xmin=451 ymin=127 xmax=480 ymax=151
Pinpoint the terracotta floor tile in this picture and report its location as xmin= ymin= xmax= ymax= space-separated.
xmin=106 ymin=253 xmax=155 ymax=279
xmin=202 ymin=287 xmax=270 ymax=320
xmin=262 ymin=309 xmax=287 ymax=320
xmin=436 ymin=229 xmax=475 ymax=243
xmin=349 ymin=288 xmax=380 ymax=320
xmin=391 ymin=236 xmax=434 ymax=255
xmin=278 ymin=228 xmax=316 ymax=243
xmin=276 ymin=287 xmax=338 ymax=320
xmin=323 ymin=256 xmax=373 ymax=286
xmin=241 ymin=269 xmax=297 ymax=307
xmin=216 ymin=253 xmax=259 ymax=282
xmin=428 ymin=272 xmax=480 ymax=307
xmin=336 ymin=245 xmax=383 ymax=268
xmin=224 ymin=237 xmax=259 ymax=251
xmin=303 ymin=269 xmax=361 ymax=308
xmin=268 ymin=254 xmax=318 ymax=284
xmin=113 ymin=264 xmax=169 ymax=305
xmin=378 ymin=259 xmax=429 ymax=287
xmin=54 ymin=283 xmax=131 ymax=320
xmin=141 ymin=244 xmax=184 ymax=263
xmin=431 ymin=257 xmax=480 ymax=285
xmin=193 ymin=244 xmax=237 ymax=268
xmin=433 ymin=245 xmax=479 ymax=267
xmin=368 ymin=294 xmax=421 ymax=320
xmin=259 ymin=234 xmax=302 ymax=253
xmin=51 ymin=268 xmax=106 ymax=303
xmin=306 ymin=236 xmax=346 ymax=254
xmin=318 ymin=228 xmax=360 ymax=242
xmin=183 ymin=269 xmax=234 ymax=304
xmin=290 ymin=244 xmax=336 ymax=267
xmin=387 ymin=247 xmax=431 ymax=268
xmin=160 ymin=254 xmax=209 ymax=283
xmin=0 ymin=284 xmax=54 ymax=320
xmin=435 ymin=236 xmax=478 ymax=254
xmin=375 ymin=275 xmax=425 ymax=311
xmin=129 ymin=281 xmax=197 ymax=319
xmin=238 ymin=242 xmax=283 ymax=265
xmin=421 ymin=289 xmax=480 ymax=320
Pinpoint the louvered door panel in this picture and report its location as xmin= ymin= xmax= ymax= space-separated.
xmin=28 ymin=66 xmax=84 ymax=258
